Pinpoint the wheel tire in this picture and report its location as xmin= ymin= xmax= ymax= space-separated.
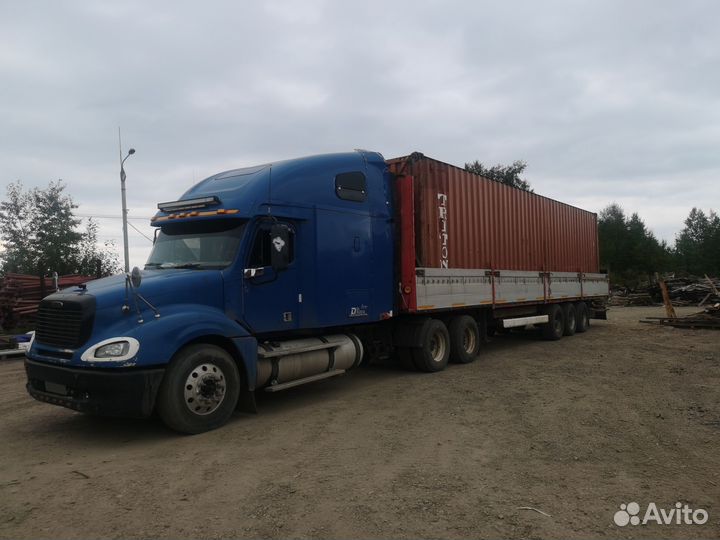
xmin=575 ymin=302 xmax=590 ymax=333
xmin=448 ymin=315 xmax=480 ymax=364
xmin=561 ymin=303 xmax=577 ymax=336
xmin=541 ymin=304 xmax=564 ymax=341
xmin=411 ymin=319 xmax=450 ymax=372
xmin=157 ymin=344 xmax=240 ymax=434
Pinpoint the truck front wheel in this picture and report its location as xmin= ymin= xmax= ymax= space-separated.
xmin=157 ymin=344 xmax=240 ymax=434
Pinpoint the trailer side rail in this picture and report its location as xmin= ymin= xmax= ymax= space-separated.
xmin=412 ymin=268 xmax=608 ymax=312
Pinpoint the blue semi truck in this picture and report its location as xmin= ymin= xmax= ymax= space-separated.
xmin=25 ymin=151 xmax=608 ymax=433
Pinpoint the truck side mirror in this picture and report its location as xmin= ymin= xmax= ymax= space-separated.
xmin=270 ymin=223 xmax=291 ymax=272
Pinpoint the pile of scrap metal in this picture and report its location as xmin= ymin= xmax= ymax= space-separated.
xmin=0 ymin=273 xmax=93 ymax=330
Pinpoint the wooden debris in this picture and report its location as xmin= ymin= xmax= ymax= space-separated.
xmin=656 ymin=274 xmax=677 ymax=319
xmin=640 ymin=304 xmax=720 ymax=329
xmin=612 ymin=275 xmax=720 ymax=307
xmin=706 ymin=274 xmax=720 ymax=297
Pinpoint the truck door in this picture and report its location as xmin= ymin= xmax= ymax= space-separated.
xmin=242 ymin=220 xmax=299 ymax=334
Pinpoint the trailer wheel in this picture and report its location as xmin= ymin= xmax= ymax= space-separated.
xmin=541 ymin=304 xmax=564 ymax=341
xmin=575 ymin=302 xmax=590 ymax=333
xmin=449 ymin=315 xmax=480 ymax=364
xmin=157 ymin=344 xmax=240 ymax=434
xmin=561 ymin=303 xmax=577 ymax=336
xmin=412 ymin=319 xmax=450 ymax=372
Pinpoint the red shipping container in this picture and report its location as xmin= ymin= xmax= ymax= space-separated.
xmin=388 ymin=154 xmax=600 ymax=273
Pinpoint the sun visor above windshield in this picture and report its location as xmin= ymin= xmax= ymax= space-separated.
xmin=151 ymin=164 xmax=272 ymax=225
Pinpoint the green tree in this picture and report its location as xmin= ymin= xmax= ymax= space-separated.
xmin=598 ymin=203 xmax=673 ymax=286
xmin=675 ymin=207 xmax=719 ymax=275
xmin=464 ymin=160 xmax=533 ymax=191
xmin=76 ymin=218 xmax=122 ymax=276
xmin=598 ymin=203 xmax=628 ymax=274
xmin=32 ymin=180 xmax=83 ymax=275
xmin=0 ymin=182 xmax=36 ymax=273
xmin=0 ymin=180 xmax=121 ymax=277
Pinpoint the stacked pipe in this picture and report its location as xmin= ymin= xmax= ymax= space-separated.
xmin=0 ymin=273 xmax=94 ymax=329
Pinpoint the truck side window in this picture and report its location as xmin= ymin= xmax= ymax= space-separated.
xmin=335 ymin=172 xmax=367 ymax=202
xmin=248 ymin=227 xmax=295 ymax=267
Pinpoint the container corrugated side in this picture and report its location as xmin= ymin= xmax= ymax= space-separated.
xmin=388 ymin=154 xmax=600 ymax=273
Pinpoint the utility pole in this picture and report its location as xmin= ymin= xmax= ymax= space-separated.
xmin=118 ymin=128 xmax=135 ymax=274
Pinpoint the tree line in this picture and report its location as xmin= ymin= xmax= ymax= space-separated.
xmin=0 ymin=172 xmax=716 ymax=286
xmin=599 ymin=203 xmax=719 ymax=286
xmin=0 ymin=181 xmax=121 ymax=277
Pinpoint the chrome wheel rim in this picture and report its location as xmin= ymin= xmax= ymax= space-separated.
xmin=429 ymin=330 xmax=447 ymax=363
xmin=184 ymin=363 xmax=226 ymax=415
xmin=463 ymin=326 xmax=477 ymax=354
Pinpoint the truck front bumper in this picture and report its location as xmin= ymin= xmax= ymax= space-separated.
xmin=25 ymin=358 xmax=165 ymax=418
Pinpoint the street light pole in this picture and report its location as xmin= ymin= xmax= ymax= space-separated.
xmin=119 ymin=133 xmax=136 ymax=274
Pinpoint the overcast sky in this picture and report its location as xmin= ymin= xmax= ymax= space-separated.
xmin=1 ymin=0 xmax=719 ymax=270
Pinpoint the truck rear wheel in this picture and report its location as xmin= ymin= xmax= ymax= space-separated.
xmin=157 ymin=344 xmax=240 ymax=434
xmin=448 ymin=315 xmax=480 ymax=364
xmin=561 ymin=303 xmax=577 ymax=336
xmin=575 ymin=302 xmax=590 ymax=333
xmin=541 ymin=304 xmax=564 ymax=341
xmin=412 ymin=319 xmax=450 ymax=372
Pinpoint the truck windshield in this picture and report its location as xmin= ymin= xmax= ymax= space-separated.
xmin=145 ymin=219 xmax=246 ymax=270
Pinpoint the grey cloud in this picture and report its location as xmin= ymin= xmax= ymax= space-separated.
xmin=1 ymin=0 xmax=718 ymax=267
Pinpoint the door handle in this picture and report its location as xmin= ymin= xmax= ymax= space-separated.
xmin=243 ymin=267 xmax=265 ymax=278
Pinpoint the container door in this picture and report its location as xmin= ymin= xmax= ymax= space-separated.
xmin=242 ymin=220 xmax=299 ymax=333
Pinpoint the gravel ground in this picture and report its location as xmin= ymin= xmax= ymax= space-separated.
xmin=0 ymin=306 xmax=718 ymax=539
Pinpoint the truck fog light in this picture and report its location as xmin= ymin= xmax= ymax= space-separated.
xmin=96 ymin=341 xmax=130 ymax=358
xmin=81 ymin=337 xmax=140 ymax=362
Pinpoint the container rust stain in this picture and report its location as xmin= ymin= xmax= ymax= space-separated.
xmin=388 ymin=154 xmax=600 ymax=273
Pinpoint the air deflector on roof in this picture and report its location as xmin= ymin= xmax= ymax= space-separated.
xmin=157 ymin=196 xmax=220 ymax=212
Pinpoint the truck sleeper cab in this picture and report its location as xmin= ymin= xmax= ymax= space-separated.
xmin=25 ymin=150 xmax=608 ymax=433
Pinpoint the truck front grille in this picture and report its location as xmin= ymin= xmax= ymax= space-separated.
xmin=35 ymin=294 xmax=96 ymax=349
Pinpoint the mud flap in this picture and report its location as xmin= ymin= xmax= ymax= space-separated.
xmin=236 ymin=388 xmax=258 ymax=414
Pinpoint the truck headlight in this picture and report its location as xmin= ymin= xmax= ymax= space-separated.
xmin=81 ymin=337 xmax=140 ymax=362
xmin=96 ymin=341 xmax=130 ymax=358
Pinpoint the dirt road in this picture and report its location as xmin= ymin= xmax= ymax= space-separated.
xmin=1 ymin=306 xmax=718 ymax=539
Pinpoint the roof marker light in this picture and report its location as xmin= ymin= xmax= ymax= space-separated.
xmin=157 ymin=196 xmax=220 ymax=212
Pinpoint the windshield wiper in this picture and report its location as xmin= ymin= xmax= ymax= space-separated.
xmin=144 ymin=262 xmax=163 ymax=268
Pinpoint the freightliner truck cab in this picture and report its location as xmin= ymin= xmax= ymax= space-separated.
xmin=25 ymin=151 xmax=394 ymax=433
